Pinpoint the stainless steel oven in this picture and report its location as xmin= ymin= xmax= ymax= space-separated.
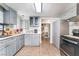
xmin=60 ymin=36 xmax=79 ymax=56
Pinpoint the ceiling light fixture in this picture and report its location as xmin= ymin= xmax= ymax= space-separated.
xmin=34 ymin=3 xmax=42 ymax=13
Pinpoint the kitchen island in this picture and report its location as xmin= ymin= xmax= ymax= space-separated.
xmin=0 ymin=33 xmax=24 ymax=56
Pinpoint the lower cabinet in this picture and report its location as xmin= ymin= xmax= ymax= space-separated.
xmin=6 ymin=37 xmax=16 ymax=56
xmin=6 ymin=43 xmax=16 ymax=56
xmin=31 ymin=34 xmax=40 ymax=46
xmin=0 ymin=38 xmax=8 ymax=56
xmin=0 ymin=47 xmax=7 ymax=56
xmin=25 ymin=34 xmax=30 ymax=45
xmin=16 ymin=35 xmax=24 ymax=52
xmin=16 ymin=36 xmax=21 ymax=51
xmin=0 ymin=34 xmax=24 ymax=56
xmin=20 ymin=35 xmax=24 ymax=47
xmin=25 ymin=34 xmax=40 ymax=46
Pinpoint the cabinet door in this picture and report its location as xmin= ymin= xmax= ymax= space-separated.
xmin=6 ymin=44 xmax=16 ymax=56
xmin=25 ymin=34 xmax=32 ymax=46
xmin=0 ymin=6 xmax=3 ymax=23
xmin=30 ymin=17 xmax=33 ymax=27
xmin=20 ymin=35 xmax=24 ymax=47
xmin=16 ymin=37 xmax=19 ymax=51
xmin=16 ymin=36 xmax=21 ymax=51
xmin=3 ymin=9 xmax=10 ymax=24
xmin=3 ymin=6 xmax=17 ymax=24
xmin=10 ymin=8 xmax=17 ymax=24
xmin=34 ymin=17 xmax=39 ymax=26
xmin=19 ymin=35 xmax=22 ymax=49
xmin=6 ymin=38 xmax=16 ymax=56
xmin=31 ymin=35 xmax=40 ymax=46
xmin=30 ymin=17 xmax=39 ymax=27
xmin=16 ymin=35 xmax=24 ymax=52
xmin=0 ymin=38 xmax=9 ymax=56
xmin=0 ymin=47 xmax=7 ymax=56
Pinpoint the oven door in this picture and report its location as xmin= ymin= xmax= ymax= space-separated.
xmin=60 ymin=38 xmax=78 ymax=56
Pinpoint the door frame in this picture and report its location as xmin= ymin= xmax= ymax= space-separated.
xmin=40 ymin=23 xmax=52 ymax=44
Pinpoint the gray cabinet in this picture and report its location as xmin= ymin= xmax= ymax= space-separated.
xmin=25 ymin=34 xmax=32 ymax=45
xmin=16 ymin=35 xmax=24 ymax=51
xmin=0 ymin=38 xmax=8 ymax=56
xmin=0 ymin=6 xmax=3 ymax=23
xmin=3 ymin=5 xmax=17 ymax=24
xmin=6 ymin=38 xmax=16 ymax=56
xmin=6 ymin=43 xmax=16 ymax=56
xmin=0 ymin=34 xmax=24 ymax=56
xmin=16 ymin=36 xmax=21 ymax=51
xmin=20 ymin=35 xmax=24 ymax=47
xmin=18 ymin=35 xmax=22 ymax=49
xmin=16 ymin=36 xmax=20 ymax=51
xmin=9 ymin=8 xmax=17 ymax=24
xmin=31 ymin=34 xmax=40 ymax=46
xmin=25 ymin=34 xmax=40 ymax=46
xmin=30 ymin=17 xmax=39 ymax=27
xmin=0 ymin=47 xmax=6 ymax=56
xmin=3 ymin=9 xmax=10 ymax=24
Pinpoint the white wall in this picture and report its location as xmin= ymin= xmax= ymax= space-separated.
xmin=53 ymin=20 xmax=60 ymax=49
xmin=16 ymin=15 xmax=21 ymax=29
xmin=41 ymin=17 xmax=60 ymax=44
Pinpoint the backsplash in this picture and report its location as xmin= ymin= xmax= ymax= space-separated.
xmin=69 ymin=22 xmax=79 ymax=35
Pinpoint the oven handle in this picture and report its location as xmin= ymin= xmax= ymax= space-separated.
xmin=63 ymin=38 xmax=79 ymax=45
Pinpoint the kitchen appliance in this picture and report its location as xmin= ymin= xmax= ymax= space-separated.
xmin=34 ymin=29 xmax=38 ymax=33
xmin=72 ymin=29 xmax=79 ymax=36
xmin=60 ymin=36 xmax=79 ymax=56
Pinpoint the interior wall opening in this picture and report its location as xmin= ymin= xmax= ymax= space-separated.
xmin=41 ymin=23 xmax=50 ymax=45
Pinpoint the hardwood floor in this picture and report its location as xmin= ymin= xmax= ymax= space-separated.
xmin=16 ymin=39 xmax=60 ymax=56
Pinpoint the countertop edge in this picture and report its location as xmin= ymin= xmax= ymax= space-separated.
xmin=0 ymin=33 xmax=41 ymax=41
xmin=0 ymin=33 xmax=24 ymax=41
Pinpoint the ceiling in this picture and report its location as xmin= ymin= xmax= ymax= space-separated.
xmin=5 ymin=3 xmax=76 ymax=18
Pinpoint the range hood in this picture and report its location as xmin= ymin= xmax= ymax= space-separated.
xmin=67 ymin=4 xmax=79 ymax=22
xmin=67 ymin=16 xmax=79 ymax=22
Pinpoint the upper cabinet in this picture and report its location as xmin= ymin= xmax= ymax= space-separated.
xmin=30 ymin=17 xmax=39 ymax=27
xmin=30 ymin=17 xmax=33 ymax=27
xmin=0 ymin=4 xmax=17 ymax=24
xmin=0 ymin=6 xmax=3 ymax=23
xmin=3 ymin=6 xmax=17 ymax=24
xmin=35 ymin=17 xmax=39 ymax=26
xmin=9 ymin=8 xmax=17 ymax=25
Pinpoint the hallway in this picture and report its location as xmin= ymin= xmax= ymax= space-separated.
xmin=16 ymin=39 xmax=60 ymax=56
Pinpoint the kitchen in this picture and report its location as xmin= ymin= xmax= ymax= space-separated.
xmin=59 ymin=4 xmax=79 ymax=56
xmin=0 ymin=3 xmax=79 ymax=56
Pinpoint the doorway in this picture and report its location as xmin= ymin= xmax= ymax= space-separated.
xmin=41 ymin=23 xmax=50 ymax=45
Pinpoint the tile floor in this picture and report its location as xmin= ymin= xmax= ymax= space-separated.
xmin=16 ymin=39 xmax=60 ymax=56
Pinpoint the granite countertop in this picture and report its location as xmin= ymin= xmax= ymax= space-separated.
xmin=63 ymin=35 xmax=79 ymax=39
xmin=0 ymin=33 xmax=24 ymax=41
xmin=62 ymin=35 xmax=79 ymax=42
xmin=0 ymin=33 xmax=40 ymax=41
